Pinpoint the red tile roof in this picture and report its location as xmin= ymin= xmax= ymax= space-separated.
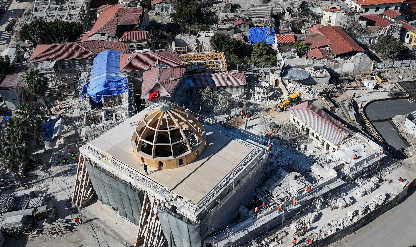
xmin=151 ymin=0 xmax=170 ymax=4
xmin=29 ymin=41 xmax=129 ymax=62
xmin=398 ymin=20 xmax=416 ymax=31
xmin=365 ymin=26 xmax=381 ymax=33
xmin=382 ymin=9 xmax=402 ymax=18
xmin=80 ymin=5 xmax=143 ymax=41
xmin=119 ymin=30 xmax=148 ymax=41
xmin=306 ymin=48 xmax=331 ymax=60
xmin=120 ymin=50 xmax=182 ymax=72
xmin=275 ymin=34 xmax=295 ymax=44
xmin=308 ymin=24 xmax=324 ymax=34
xmin=317 ymin=26 xmax=364 ymax=55
xmin=91 ymin=0 xmax=117 ymax=9
xmin=353 ymin=0 xmax=403 ymax=6
xmin=360 ymin=14 xmax=394 ymax=28
xmin=288 ymin=101 xmax=354 ymax=145
xmin=191 ymin=72 xmax=247 ymax=88
xmin=0 ymin=64 xmax=27 ymax=89
xmin=234 ymin=19 xmax=251 ymax=26
xmin=142 ymin=66 xmax=185 ymax=98
xmin=305 ymin=35 xmax=331 ymax=49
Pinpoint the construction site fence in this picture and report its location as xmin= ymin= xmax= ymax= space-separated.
xmin=374 ymin=59 xmax=416 ymax=69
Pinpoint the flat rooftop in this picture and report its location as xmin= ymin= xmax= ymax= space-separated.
xmin=90 ymin=109 xmax=253 ymax=204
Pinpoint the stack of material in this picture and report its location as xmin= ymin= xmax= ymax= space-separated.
xmin=0 ymin=208 xmax=34 ymax=236
xmin=0 ymin=194 xmax=15 ymax=213
xmin=42 ymin=219 xmax=72 ymax=237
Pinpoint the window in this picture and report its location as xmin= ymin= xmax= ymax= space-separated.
xmin=375 ymin=7 xmax=380 ymax=12
xmin=395 ymin=6 xmax=399 ymax=10
xmin=385 ymin=6 xmax=390 ymax=11
xmin=179 ymin=158 xmax=183 ymax=166
xmin=365 ymin=8 xmax=369 ymax=12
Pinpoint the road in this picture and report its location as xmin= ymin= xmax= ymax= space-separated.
xmin=329 ymin=186 xmax=416 ymax=247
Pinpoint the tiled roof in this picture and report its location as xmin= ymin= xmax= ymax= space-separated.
xmin=119 ymin=30 xmax=148 ymax=41
xmin=317 ymin=26 xmax=364 ymax=55
xmin=151 ymin=0 xmax=170 ymax=4
xmin=275 ymin=34 xmax=295 ymax=44
xmin=29 ymin=41 xmax=129 ymax=62
xmin=191 ymin=72 xmax=247 ymax=88
xmin=360 ymin=14 xmax=394 ymax=28
xmin=234 ymin=19 xmax=251 ymax=26
xmin=398 ymin=20 xmax=416 ymax=31
xmin=306 ymin=48 xmax=331 ymax=60
xmin=323 ymin=8 xmax=342 ymax=11
xmin=305 ymin=35 xmax=331 ymax=49
xmin=120 ymin=50 xmax=182 ymax=72
xmin=141 ymin=66 xmax=185 ymax=98
xmin=353 ymin=0 xmax=403 ymax=5
xmin=0 ymin=64 xmax=27 ymax=89
xmin=288 ymin=101 xmax=354 ymax=146
xmin=308 ymin=24 xmax=324 ymax=34
xmin=80 ymin=5 xmax=143 ymax=41
xmin=383 ymin=9 xmax=402 ymax=18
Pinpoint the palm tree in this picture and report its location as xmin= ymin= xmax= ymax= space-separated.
xmin=23 ymin=69 xmax=52 ymax=115
xmin=0 ymin=118 xmax=33 ymax=186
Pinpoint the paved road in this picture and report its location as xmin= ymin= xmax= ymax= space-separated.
xmin=330 ymin=186 xmax=416 ymax=247
xmin=365 ymin=99 xmax=416 ymax=121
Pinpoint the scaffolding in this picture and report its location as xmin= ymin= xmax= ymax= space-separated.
xmin=179 ymin=52 xmax=227 ymax=72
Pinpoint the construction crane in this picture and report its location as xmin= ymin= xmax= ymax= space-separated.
xmin=276 ymin=92 xmax=301 ymax=112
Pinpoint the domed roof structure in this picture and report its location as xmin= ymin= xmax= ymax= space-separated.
xmin=131 ymin=105 xmax=206 ymax=169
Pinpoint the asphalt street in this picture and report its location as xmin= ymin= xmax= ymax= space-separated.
xmin=330 ymin=186 xmax=416 ymax=247
xmin=365 ymin=99 xmax=416 ymax=121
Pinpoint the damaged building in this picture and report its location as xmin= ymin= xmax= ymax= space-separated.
xmin=72 ymin=104 xmax=268 ymax=247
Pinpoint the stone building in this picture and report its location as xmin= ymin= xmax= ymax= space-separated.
xmin=72 ymin=104 xmax=268 ymax=247
xmin=347 ymin=0 xmax=402 ymax=15
xmin=288 ymin=101 xmax=355 ymax=152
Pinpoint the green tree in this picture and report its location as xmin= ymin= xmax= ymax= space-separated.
xmin=294 ymin=41 xmax=310 ymax=56
xmin=213 ymin=90 xmax=233 ymax=113
xmin=0 ymin=104 xmax=42 ymax=187
xmin=199 ymin=87 xmax=215 ymax=107
xmin=23 ymin=69 xmax=52 ymax=115
xmin=20 ymin=19 xmax=83 ymax=46
xmin=147 ymin=29 xmax=170 ymax=50
xmin=210 ymin=33 xmax=249 ymax=69
xmin=0 ymin=56 xmax=15 ymax=84
xmin=249 ymin=42 xmax=277 ymax=67
xmin=375 ymin=35 xmax=408 ymax=60
xmin=170 ymin=0 xmax=202 ymax=25
xmin=141 ymin=0 xmax=151 ymax=8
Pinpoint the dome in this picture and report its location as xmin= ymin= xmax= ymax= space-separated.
xmin=131 ymin=105 xmax=206 ymax=169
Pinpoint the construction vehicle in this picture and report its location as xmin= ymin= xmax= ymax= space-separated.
xmin=276 ymin=92 xmax=301 ymax=112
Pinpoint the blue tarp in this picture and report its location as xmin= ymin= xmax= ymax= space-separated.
xmin=84 ymin=50 xmax=128 ymax=103
xmin=42 ymin=117 xmax=58 ymax=138
xmin=248 ymin=27 xmax=276 ymax=45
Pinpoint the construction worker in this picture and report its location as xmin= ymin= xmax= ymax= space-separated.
xmin=278 ymin=206 xmax=283 ymax=211
xmin=293 ymin=238 xmax=297 ymax=245
xmin=293 ymin=199 xmax=296 ymax=205
xmin=262 ymin=202 xmax=266 ymax=208
xmin=74 ymin=217 xmax=81 ymax=225
xmin=294 ymin=174 xmax=297 ymax=180
xmin=303 ymin=225 xmax=307 ymax=232
xmin=144 ymin=164 xmax=149 ymax=175
xmin=353 ymin=154 xmax=358 ymax=159
xmin=255 ymin=207 xmax=258 ymax=213
xmin=308 ymin=238 xmax=312 ymax=244
xmin=308 ymin=186 xmax=311 ymax=192
xmin=399 ymin=177 xmax=403 ymax=182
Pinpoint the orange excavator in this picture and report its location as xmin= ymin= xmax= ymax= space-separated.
xmin=276 ymin=92 xmax=301 ymax=112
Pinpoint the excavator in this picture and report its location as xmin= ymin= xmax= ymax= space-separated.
xmin=276 ymin=92 xmax=301 ymax=112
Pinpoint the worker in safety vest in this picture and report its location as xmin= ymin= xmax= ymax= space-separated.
xmin=293 ymin=238 xmax=297 ymax=245
xmin=278 ymin=206 xmax=282 ymax=211
xmin=308 ymin=186 xmax=311 ymax=192
xmin=399 ymin=177 xmax=403 ymax=182
xmin=308 ymin=238 xmax=312 ymax=244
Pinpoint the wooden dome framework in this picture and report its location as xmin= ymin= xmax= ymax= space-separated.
xmin=131 ymin=105 xmax=206 ymax=169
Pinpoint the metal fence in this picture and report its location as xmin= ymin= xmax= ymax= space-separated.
xmin=375 ymin=59 xmax=416 ymax=69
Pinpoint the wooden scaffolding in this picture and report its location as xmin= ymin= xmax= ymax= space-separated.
xmin=179 ymin=52 xmax=227 ymax=72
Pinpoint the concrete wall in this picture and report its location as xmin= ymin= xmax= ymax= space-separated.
xmin=405 ymin=114 xmax=416 ymax=135
xmin=199 ymin=152 xmax=267 ymax=240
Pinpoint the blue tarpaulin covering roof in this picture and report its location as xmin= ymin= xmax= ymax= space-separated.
xmin=83 ymin=50 xmax=128 ymax=103
xmin=248 ymin=27 xmax=276 ymax=45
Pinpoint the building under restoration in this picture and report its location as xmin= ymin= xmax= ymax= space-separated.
xmin=72 ymin=104 xmax=268 ymax=247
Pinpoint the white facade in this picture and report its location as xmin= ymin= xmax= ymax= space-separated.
xmin=405 ymin=111 xmax=416 ymax=135
xmin=347 ymin=0 xmax=402 ymax=15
